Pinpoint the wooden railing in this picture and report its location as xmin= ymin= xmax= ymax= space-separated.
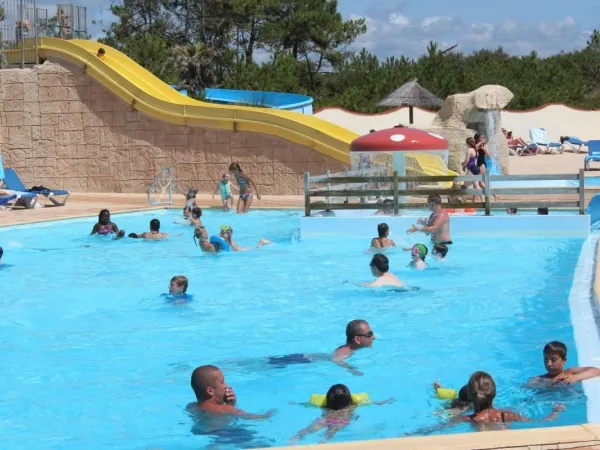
xmin=303 ymin=170 xmax=586 ymax=217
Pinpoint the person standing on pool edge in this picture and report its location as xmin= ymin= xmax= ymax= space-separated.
xmin=332 ymin=320 xmax=375 ymax=376
xmin=407 ymin=195 xmax=452 ymax=248
xmin=187 ymin=365 xmax=275 ymax=419
xmin=229 ymin=162 xmax=261 ymax=214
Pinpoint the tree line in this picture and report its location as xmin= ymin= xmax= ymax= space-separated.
xmin=95 ymin=0 xmax=600 ymax=112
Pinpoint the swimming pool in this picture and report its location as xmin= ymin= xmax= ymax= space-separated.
xmin=0 ymin=209 xmax=594 ymax=448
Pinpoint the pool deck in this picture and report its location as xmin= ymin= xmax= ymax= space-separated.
xmin=2 ymin=190 xmax=600 ymax=450
xmin=0 ymin=193 xmax=304 ymax=227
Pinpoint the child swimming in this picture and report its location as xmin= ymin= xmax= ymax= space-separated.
xmin=90 ymin=209 xmax=125 ymax=238
xmin=432 ymin=381 xmax=470 ymax=418
xmin=432 ymin=243 xmax=448 ymax=261
xmin=529 ymin=341 xmax=600 ymax=385
xmin=370 ymin=223 xmax=396 ymax=249
xmin=406 ymin=243 xmax=428 ymax=270
xmin=290 ymin=384 xmax=393 ymax=444
xmin=165 ymin=275 xmax=192 ymax=304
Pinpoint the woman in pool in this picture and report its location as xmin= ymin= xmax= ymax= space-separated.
xmin=370 ymin=223 xmax=396 ymax=249
xmin=90 ymin=209 xmax=125 ymax=238
xmin=229 ymin=162 xmax=261 ymax=214
xmin=219 ymin=225 xmax=270 ymax=251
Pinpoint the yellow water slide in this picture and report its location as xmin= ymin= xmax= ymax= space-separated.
xmin=26 ymin=38 xmax=453 ymax=175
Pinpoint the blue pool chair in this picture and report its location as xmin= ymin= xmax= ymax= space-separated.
xmin=585 ymin=140 xmax=600 ymax=170
xmin=529 ymin=128 xmax=562 ymax=154
xmin=2 ymin=168 xmax=70 ymax=206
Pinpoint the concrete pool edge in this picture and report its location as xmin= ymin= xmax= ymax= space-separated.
xmin=263 ymin=423 xmax=600 ymax=449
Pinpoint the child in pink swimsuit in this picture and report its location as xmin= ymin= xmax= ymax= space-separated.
xmin=90 ymin=209 xmax=125 ymax=238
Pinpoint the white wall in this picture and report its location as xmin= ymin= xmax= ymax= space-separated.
xmin=314 ymin=104 xmax=600 ymax=142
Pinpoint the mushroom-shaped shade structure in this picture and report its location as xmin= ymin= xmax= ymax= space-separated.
xmin=349 ymin=127 xmax=449 ymax=176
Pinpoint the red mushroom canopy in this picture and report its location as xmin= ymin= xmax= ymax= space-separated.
xmin=350 ymin=127 xmax=448 ymax=152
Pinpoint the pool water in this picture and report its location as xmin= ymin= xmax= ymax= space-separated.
xmin=0 ymin=209 xmax=589 ymax=449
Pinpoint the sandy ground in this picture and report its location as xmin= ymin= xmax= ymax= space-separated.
xmin=0 ymin=152 xmax=597 ymax=227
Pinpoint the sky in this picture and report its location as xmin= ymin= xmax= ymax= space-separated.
xmin=72 ymin=0 xmax=600 ymax=59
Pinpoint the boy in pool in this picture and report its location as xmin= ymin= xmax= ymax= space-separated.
xmin=406 ymin=243 xmax=428 ymax=270
xmin=432 ymin=243 xmax=448 ymax=261
xmin=129 ymin=219 xmax=173 ymax=240
xmin=167 ymin=275 xmax=191 ymax=303
xmin=530 ymin=341 xmax=600 ymax=385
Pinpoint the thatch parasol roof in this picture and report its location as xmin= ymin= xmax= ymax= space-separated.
xmin=377 ymin=78 xmax=443 ymax=109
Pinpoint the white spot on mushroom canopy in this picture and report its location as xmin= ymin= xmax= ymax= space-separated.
xmin=428 ymin=132 xmax=445 ymax=140
xmin=390 ymin=134 xmax=405 ymax=142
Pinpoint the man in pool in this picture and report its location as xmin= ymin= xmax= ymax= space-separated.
xmin=129 ymin=219 xmax=172 ymax=240
xmin=530 ymin=341 xmax=600 ymax=385
xmin=332 ymin=319 xmax=375 ymax=376
xmin=407 ymin=195 xmax=452 ymax=248
xmin=347 ymin=254 xmax=403 ymax=288
xmin=187 ymin=365 xmax=275 ymax=419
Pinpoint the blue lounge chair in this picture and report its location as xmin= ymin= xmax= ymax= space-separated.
xmin=529 ymin=128 xmax=562 ymax=154
xmin=565 ymin=137 xmax=588 ymax=153
xmin=0 ymin=156 xmax=40 ymax=208
xmin=2 ymin=168 xmax=70 ymax=206
xmin=585 ymin=140 xmax=600 ymax=170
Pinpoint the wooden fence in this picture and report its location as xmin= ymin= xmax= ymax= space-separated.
xmin=303 ymin=170 xmax=586 ymax=217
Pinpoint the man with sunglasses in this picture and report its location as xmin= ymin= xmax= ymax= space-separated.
xmin=332 ymin=320 xmax=376 ymax=376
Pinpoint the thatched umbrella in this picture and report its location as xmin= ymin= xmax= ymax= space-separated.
xmin=377 ymin=78 xmax=443 ymax=124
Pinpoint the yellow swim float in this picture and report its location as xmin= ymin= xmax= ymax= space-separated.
xmin=309 ymin=393 xmax=370 ymax=407
xmin=435 ymin=388 xmax=458 ymax=400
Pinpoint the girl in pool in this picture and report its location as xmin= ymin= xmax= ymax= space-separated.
xmin=370 ymin=223 xmax=396 ymax=249
xmin=229 ymin=162 xmax=261 ymax=213
xmin=219 ymin=225 xmax=270 ymax=251
xmin=409 ymin=371 xmax=564 ymax=436
xmin=290 ymin=384 xmax=393 ymax=444
xmin=90 ymin=209 xmax=125 ymax=238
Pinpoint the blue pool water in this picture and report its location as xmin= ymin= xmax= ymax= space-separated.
xmin=0 ymin=209 xmax=589 ymax=449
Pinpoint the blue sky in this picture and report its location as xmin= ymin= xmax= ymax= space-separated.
xmin=338 ymin=0 xmax=600 ymax=57
xmin=78 ymin=0 xmax=599 ymax=58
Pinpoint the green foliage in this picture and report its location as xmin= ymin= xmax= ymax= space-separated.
xmin=99 ymin=0 xmax=600 ymax=112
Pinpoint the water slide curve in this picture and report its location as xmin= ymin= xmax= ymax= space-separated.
xmin=34 ymin=38 xmax=451 ymax=174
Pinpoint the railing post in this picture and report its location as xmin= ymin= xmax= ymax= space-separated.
xmin=326 ymin=169 xmax=331 ymax=208
xmin=304 ymin=172 xmax=311 ymax=217
xmin=19 ymin=0 xmax=24 ymax=68
xmin=579 ymin=168 xmax=585 ymax=215
xmin=484 ymin=171 xmax=491 ymax=216
xmin=393 ymin=170 xmax=399 ymax=216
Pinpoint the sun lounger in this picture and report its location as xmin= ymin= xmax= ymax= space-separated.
xmin=584 ymin=140 xmax=600 ymax=170
xmin=0 ymin=190 xmax=39 ymax=209
xmin=564 ymin=137 xmax=587 ymax=153
xmin=529 ymin=128 xmax=562 ymax=154
xmin=2 ymin=168 xmax=70 ymax=206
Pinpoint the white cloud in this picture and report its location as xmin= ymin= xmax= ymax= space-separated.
xmin=349 ymin=13 xmax=591 ymax=58
xmin=388 ymin=13 xmax=409 ymax=27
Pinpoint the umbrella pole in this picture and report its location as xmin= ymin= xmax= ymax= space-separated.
xmin=409 ymin=106 xmax=414 ymax=124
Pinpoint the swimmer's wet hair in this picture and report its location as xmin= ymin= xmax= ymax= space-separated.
xmin=458 ymin=385 xmax=469 ymax=404
xmin=191 ymin=207 xmax=202 ymax=218
xmin=538 ymin=207 xmax=549 ymax=215
xmin=0 ymin=246 xmax=3 ymax=259
xmin=468 ymin=371 xmax=496 ymax=410
xmin=345 ymin=319 xmax=368 ymax=340
xmin=183 ymin=206 xmax=191 ymax=213
xmin=171 ymin=275 xmax=188 ymax=293
xmin=377 ymin=223 xmax=389 ymax=238
xmin=544 ymin=341 xmax=567 ymax=359
xmin=370 ymin=253 xmax=389 ymax=273
xmin=150 ymin=218 xmax=161 ymax=231
xmin=326 ymin=384 xmax=352 ymax=410
xmin=433 ymin=243 xmax=448 ymax=258
xmin=98 ymin=209 xmax=110 ymax=220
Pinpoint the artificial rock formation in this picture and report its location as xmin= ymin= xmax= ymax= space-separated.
xmin=427 ymin=85 xmax=514 ymax=174
xmin=0 ymin=61 xmax=346 ymax=194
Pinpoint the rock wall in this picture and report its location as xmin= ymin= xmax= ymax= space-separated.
xmin=0 ymin=61 xmax=346 ymax=194
xmin=428 ymin=85 xmax=514 ymax=174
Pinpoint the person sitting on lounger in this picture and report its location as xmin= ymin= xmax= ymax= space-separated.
xmin=90 ymin=209 xmax=125 ymax=238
